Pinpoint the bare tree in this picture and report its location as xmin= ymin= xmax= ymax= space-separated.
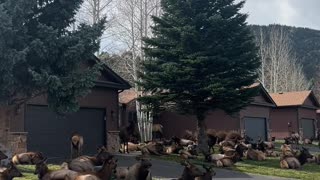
xmin=109 ymin=0 xmax=162 ymax=141
xmin=255 ymin=26 xmax=311 ymax=93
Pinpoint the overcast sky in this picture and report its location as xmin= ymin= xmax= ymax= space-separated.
xmin=239 ymin=0 xmax=320 ymax=30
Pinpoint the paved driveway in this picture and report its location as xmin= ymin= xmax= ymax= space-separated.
xmin=115 ymin=153 xmax=295 ymax=180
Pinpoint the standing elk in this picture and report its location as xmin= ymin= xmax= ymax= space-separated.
xmin=152 ymin=124 xmax=163 ymax=140
xmin=71 ymin=132 xmax=84 ymax=159
xmin=119 ymin=121 xmax=141 ymax=154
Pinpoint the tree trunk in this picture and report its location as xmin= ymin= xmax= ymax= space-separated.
xmin=196 ymin=114 xmax=208 ymax=154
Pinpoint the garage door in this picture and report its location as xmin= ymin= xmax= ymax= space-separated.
xmin=301 ymin=119 xmax=315 ymax=139
xmin=244 ymin=117 xmax=267 ymax=141
xmin=25 ymin=105 xmax=106 ymax=162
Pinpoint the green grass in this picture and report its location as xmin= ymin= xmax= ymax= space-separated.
xmin=152 ymin=154 xmax=320 ymax=180
xmin=15 ymin=164 xmax=61 ymax=180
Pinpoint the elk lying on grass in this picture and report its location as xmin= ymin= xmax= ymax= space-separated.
xmin=0 ymin=162 xmax=22 ymax=180
xmin=119 ymin=142 xmax=144 ymax=153
xmin=71 ymin=133 xmax=84 ymax=159
xmin=245 ymin=148 xmax=266 ymax=161
xmin=125 ymin=155 xmax=152 ymax=180
xmin=280 ymin=147 xmax=313 ymax=169
xmin=68 ymin=146 xmax=113 ymax=172
xmin=35 ymin=158 xmax=78 ymax=180
xmin=66 ymin=158 xmax=118 ymax=180
xmin=172 ymin=136 xmax=195 ymax=147
xmin=11 ymin=152 xmax=45 ymax=165
xmin=184 ymin=130 xmax=198 ymax=142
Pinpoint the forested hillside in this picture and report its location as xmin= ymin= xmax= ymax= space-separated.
xmin=250 ymin=25 xmax=320 ymax=80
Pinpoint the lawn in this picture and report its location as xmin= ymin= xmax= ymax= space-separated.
xmin=152 ymin=153 xmax=320 ymax=180
xmin=14 ymin=164 xmax=61 ymax=180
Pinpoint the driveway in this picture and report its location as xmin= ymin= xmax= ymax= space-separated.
xmin=115 ymin=153 xmax=295 ymax=180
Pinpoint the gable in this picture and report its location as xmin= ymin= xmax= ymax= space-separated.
xmin=302 ymin=93 xmax=320 ymax=108
xmin=250 ymin=84 xmax=276 ymax=107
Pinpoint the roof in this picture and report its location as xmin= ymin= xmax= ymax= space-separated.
xmin=92 ymin=56 xmax=131 ymax=90
xmin=119 ymin=89 xmax=137 ymax=104
xmin=270 ymin=90 xmax=320 ymax=107
xmin=249 ymin=83 xmax=276 ymax=107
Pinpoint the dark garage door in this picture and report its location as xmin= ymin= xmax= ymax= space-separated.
xmin=301 ymin=119 xmax=315 ymax=139
xmin=244 ymin=117 xmax=267 ymax=141
xmin=25 ymin=105 xmax=106 ymax=162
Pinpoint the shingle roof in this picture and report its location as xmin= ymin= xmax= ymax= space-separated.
xmin=270 ymin=91 xmax=313 ymax=107
xmin=119 ymin=89 xmax=137 ymax=104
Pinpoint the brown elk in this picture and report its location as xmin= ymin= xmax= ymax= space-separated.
xmin=245 ymin=148 xmax=266 ymax=161
xmin=125 ymin=155 xmax=152 ymax=180
xmin=68 ymin=146 xmax=113 ymax=172
xmin=152 ymin=124 xmax=163 ymax=140
xmin=119 ymin=142 xmax=144 ymax=153
xmin=184 ymin=130 xmax=198 ymax=142
xmin=195 ymin=165 xmax=215 ymax=180
xmin=177 ymin=160 xmax=204 ymax=180
xmin=206 ymin=129 xmax=217 ymax=153
xmin=215 ymin=131 xmax=227 ymax=144
xmin=11 ymin=152 xmax=45 ymax=165
xmin=225 ymin=132 xmax=243 ymax=143
xmin=115 ymin=167 xmax=129 ymax=180
xmin=172 ymin=136 xmax=195 ymax=147
xmin=71 ymin=132 xmax=84 ymax=159
xmin=35 ymin=158 xmax=78 ymax=180
xmin=119 ymin=121 xmax=141 ymax=154
xmin=66 ymin=158 xmax=118 ymax=180
xmin=280 ymin=147 xmax=313 ymax=169
xmin=0 ymin=162 xmax=22 ymax=180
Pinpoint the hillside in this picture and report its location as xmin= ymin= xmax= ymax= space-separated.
xmin=250 ymin=25 xmax=320 ymax=79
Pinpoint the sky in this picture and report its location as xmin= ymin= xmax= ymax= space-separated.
xmin=239 ymin=0 xmax=320 ymax=30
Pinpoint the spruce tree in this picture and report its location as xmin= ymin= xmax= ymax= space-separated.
xmin=140 ymin=0 xmax=260 ymax=152
xmin=0 ymin=0 xmax=105 ymax=113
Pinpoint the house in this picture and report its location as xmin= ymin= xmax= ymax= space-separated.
xmin=0 ymin=60 xmax=130 ymax=162
xmin=119 ymin=89 xmax=137 ymax=127
xmin=270 ymin=91 xmax=320 ymax=139
xmin=120 ymin=83 xmax=277 ymax=141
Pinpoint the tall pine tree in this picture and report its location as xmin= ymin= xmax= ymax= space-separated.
xmin=140 ymin=0 xmax=260 ymax=152
xmin=0 ymin=0 xmax=105 ymax=113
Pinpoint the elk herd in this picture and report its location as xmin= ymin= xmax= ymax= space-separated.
xmin=0 ymin=124 xmax=319 ymax=180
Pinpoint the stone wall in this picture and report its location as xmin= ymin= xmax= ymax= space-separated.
xmin=8 ymin=132 xmax=27 ymax=154
xmin=107 ymin=131 xmax=120 ymax=153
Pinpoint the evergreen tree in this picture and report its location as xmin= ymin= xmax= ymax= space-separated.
xmin=140 ymin=0 xmax=260 ymax=152
xmin=0 ymin=0 xmax=105 ymax=113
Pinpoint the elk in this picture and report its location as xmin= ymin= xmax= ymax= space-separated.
xmin=206 ymin=129 xmax=217 ymax=153
xmin=195 ymin=165 xmax=215 ymax=180
xmin=11 ymin=152 xmax=45 ymax=165
xmin=152 ymin=124 xmax=163 ymax=140
xmin=68 ymin=146 xmax=113 ymax=172
xmin=71 ymin=132 xmax=84 ymax=159
xmin=125 ymin=155 xmax=152 ymax=180
xmin=0 ymin=162 xmax=22 ymax=180
xmin=225 ymin=132 xmax=243 ymax=143
xmin=119 ymin=142 xmax=144 ymax=153
xmin=115 ymin=167 xmax=129 ymax=180
xmin=177 ymin=160 xmax=204 ymax=180
xmin=34 ymin=158 xmax=78 ymax=180
xmin=184 ymin=130 xmax=198 ymax=142
xmin=245 ymin=148 xmax=266 ymax=161
xmin=215 ymin=131 xmax=227 ymax=144
xmin=119 ymin=121 xmax=141 ymax=154
xmin=67 ymin=158 xmax=118 ymax=180
xmin=172 ymin=136 xmax=195 ymax=147
xmin=280 ymin=147 xmax=313 ymax=169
